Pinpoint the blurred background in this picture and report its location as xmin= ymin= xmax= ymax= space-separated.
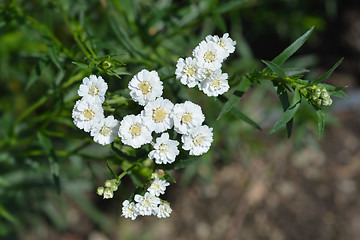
xmin=1 ymin=0 xmax=360 ymax=239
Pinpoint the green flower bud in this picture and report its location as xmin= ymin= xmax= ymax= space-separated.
xmin=103 ymin=188 xmax=114 ymax=199
xmin=102 ymin=60 xmax=112 ymax=70
xmin=96 ymin=187 xmax=104 ymax=196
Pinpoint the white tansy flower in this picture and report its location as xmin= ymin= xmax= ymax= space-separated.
xmin=134 ymin=192 xmax=161 ymax=216
xmin=118 ymin=114 xmax=152 ymax=148
xmin=175 ymin=57 xmax=199 ymax=88
xmin=193 ymin=40 xmax=226 ymax=70
xmin=78 ymin=75 xmax=108 ymax=104
xmin=196 ymin=67 xmax=216 ymax=82
xmin=148 ymin=133 xmax=179 ymax=164
xmin=90 ymin=116 xmax=120 ymax=145
xmin=172 ymin=101 xmax=205 ymax=135
xmin=72 ymin=99 xmax=104 ymax=132
xmin=121 ymin=200 xmax=138 ymax=220
xmin=155 ymin=201 xmax=172 ymax=218
xmin=147 ymin=178 xmax=170 ymax=196
xmin=205 ymin=33 xmax=236 ymax=58
xmin=128 ymin=69 xmax=163 ymax=106
xmin=142 ymin=97 xmax=174 ymax=133
xmin=198 ymin=69 xmax=230 ymax=97
xmin=182 ymin=125 xmax=213 ymax=156
xmin=103 ymin=187 xmax=114 ymax=199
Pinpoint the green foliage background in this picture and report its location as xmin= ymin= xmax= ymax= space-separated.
xmin=0 ymin=0 xmax=342 ymax=238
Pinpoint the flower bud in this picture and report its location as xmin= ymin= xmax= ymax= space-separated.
xmin=96 ymin=187 xmax=104 ymax=196
xmin=103 ymin=188 xmax=114 ymax=199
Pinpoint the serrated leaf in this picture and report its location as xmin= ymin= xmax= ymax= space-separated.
xmin=262 ymin=60 xmax=286 ymax=79
xmin=270 ymin=89 xmax=301 ymax=134
xmin=230 ymin=108 xmax=261 ymax=130
xmin=272 ymin=27 xmax=314 ymax=66
xmin=217 ymin=76 xmax=251 ymax=120
xmin=309 ymin=57 xmax=344 ymax=85
xmin=317 ymin=109 xmax=325 ymax=138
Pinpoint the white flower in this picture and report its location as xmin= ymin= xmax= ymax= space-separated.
xmin=142 ymin=97 xmax=174 ymax=133
xmin=148 ymin=133 xmax=179 ymax=164
xmin=90 ymin=116 xmax=120 ymax=145
xmin=118 ymin=114 xmax=152 ymax=148
xmin=198 ymin=69 xmax=230 ymax=97
xmin=128 ymin=69 xmax=163 ymax=106
xmin=193 ymin=40 xmax=225 ymax=70
xmin=103 ymin=188 xmax=114 ymax=199
xmin=134 ymin=192 xmax=161 ymax=216
xmin=205 ymin=33 xmax=236 ymax=58
xmin=78 ymin=75 xmax=108 ymax=104
xmin=121 ymin=200 xmax=138 ymax=220
xmin=155 ymin=201 xmax=172 ymax=218
xmin=96 ymin=187 xmax=104 ymax=196
xmin=72 ymin=99 xmax=104 ymax=132
xmin=182 ymin=125 xmax=213 ymax=156
xmin=172 ymin=101 xmax=205 ymax=135
xmin=175 ymin=57 xmax=199 ymax=88
xmin=195 ymin=67 xmax=216 ymax=82
xmin=147 ymin=178 xmax=170 ymax=197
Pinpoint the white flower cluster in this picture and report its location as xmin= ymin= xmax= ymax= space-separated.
xmin=120 ymin=69 xmax=214 ymax=162
xmin=72 ymin=75 xmax=120 ymax=145
xmin=121 ymin=176 xmax=172 ymax=220
xmin=175 ymin=33 xmax=236 ymax=97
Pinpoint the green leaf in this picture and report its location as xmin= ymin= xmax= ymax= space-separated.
xmin=217 ymin=76 xmax=251 ymax=120
xmin=284 ymin=68 xmax=310 ymax=76
xmin=309 ymin=57 xmax=344 ymax=85
xmin=215 ymin=0 xmax=248 ymax=14
xmin=230 ymin=108 xmax=261 ymax=130
xmin=275 ymin=85 xmax=292 ymax=137
xmin=262 ymin=60 xmax=286 ymax=79
xmin=72 ymin=61 xmax=90 ymax=69
xmin=270 ymin=89 xmax=302 ymax=134
xmin=272 ymin=27 xmax=314 ymax=66
xmin=330 ymin=90 xmax=348 ymax=98
xmin=48 ymin=44 xmax=62 ymax=71
xmin=317 ymin=109 xmax=325 ymax=138
xmin=106 ymin=161 xmax=118 ymax=179
xmin=26 ymin=60 xmax=47 ymax=90
xmin=37 ymin=132 xmax=61 ymax=193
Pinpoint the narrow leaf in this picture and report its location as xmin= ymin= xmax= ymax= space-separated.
xmin=270 ymin=89 xmax=301 ymax=134
xmin=330 ymin=90 xmax=348 ymax=98
xmin=106 ymin=161 xmax=118 ymax=179
xmin=310 ymin=57 xmax=344 ymax=85
xmin=317 ymin=110 xmax=325 ymax=138
xmin=72 ymin=61 xmax=89 ymax=69
xmin=272 ymin=27 xmax=314 ymax=66
xmin=262 ymin=60 xmax=286 ymax=79
xmin=284 ymin=68 xmax=310 ymax=76
xmin=217 ymin=76 xmax=251 ymax=120
xmin=230 ymin=108 xmax=261 ymax=130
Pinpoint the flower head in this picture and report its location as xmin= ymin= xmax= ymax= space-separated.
xmin=118 ymin=114 xmax=152 ymax=148
xmin=134 ymin=192 xmax=161 ymax=216
xmin=121 ymin=200 xmax=138 ymax=220
xmin=128 ymin=69 xmax=163 ymax=106
xmin=205 ymin=33 xmax=236 ymax=58
xmin=172 ymin=101 xmax=205 ymax=135
xmin=147 ymin=178 xmax=170 ymax=196
xmin=72 ymin=99 xmax=104 ymax=132
xmin=198 ymin=69 xmax=229 ymax=97
xmin=142 ymin=97 xmax=174 ymax=133
xmin=148 ymin=133 xmax=180 ymax=164
xmin=78 ymin=75 xmax=108 ymax=104
xmin=103 ymin=187 xmax=114 ymax=199
xmin=155 ymin=201 xmax=172 ymax=218
xmin=175 ymin=57 xmax=200 ymax=88
xmin=90 ymin=116 xmax=120 ymax=145
xmin=193 ymin=40 xmax=225 ymax=70
xmin=182 ymin=125 xmax=213 ymax=156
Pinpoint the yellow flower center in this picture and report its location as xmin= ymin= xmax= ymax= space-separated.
xmin=193 ymin=134 xmax=205 ymax=146
xmin=100 ymin=126 xmax=111 ymax=136
xmin=185 ymin=66 xmax=196 ymax=76
xmin=139 ymin=81 xmax=152 ymax=95
xmin=181 ymin=112 xmax=192 ymax=123
xmin=83 ymin=109 xmax=95 ymax=120
xmin=89 ymin=86 xmax=99 ymax=96
xmin=159 ymin=143 xmax=169 ymax=153
xmin=129 ymin=124 xmax=142 ymax=137
xmin=152 ymin=107 xmax=167 ymax=122
xmin=204 ymin=51 xmax=215 ymax=63
xmin=210 ymin=78 xmax=220 ymax=87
